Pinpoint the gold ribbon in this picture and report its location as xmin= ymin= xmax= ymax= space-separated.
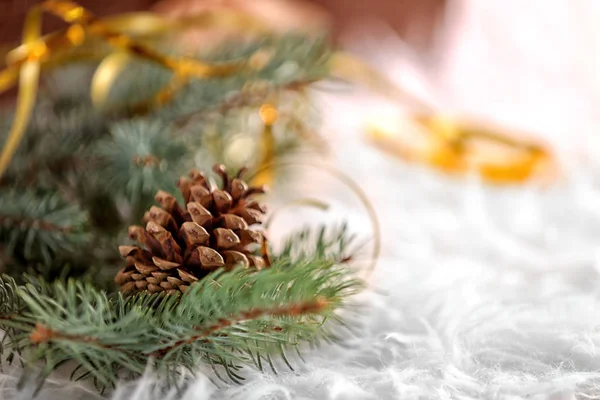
xmin=0 ymin=1 xmax=272 ymax=179
xmin=0 ymin=3 xmax=43 ymax=179
xmin=253 ymin=103 xmax=279 ymax=187
xmin=368 ymin=114 xmax=556 ymax=184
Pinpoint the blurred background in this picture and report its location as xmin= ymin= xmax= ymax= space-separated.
xmin=3 ymin=0 xmax=598 ymax=159
xmin=0 ymin=0 xmax=445 ymax=50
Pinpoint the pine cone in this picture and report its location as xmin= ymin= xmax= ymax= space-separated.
xmin=115 ymin=165 xmax=269 ymax=295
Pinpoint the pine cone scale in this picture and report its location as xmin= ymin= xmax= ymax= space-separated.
xmin=135 ymin=262 xmax=159 ymax=275
xmin=220 ymin=214 xmax=248 ymax=230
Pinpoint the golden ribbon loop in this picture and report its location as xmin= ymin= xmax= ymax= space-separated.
xmin=368 ymin=114 xmax=556 ymax=184
xmin=328 ymin=52 xmax=558 ymax=184
xmin=0 ymin=4 xmax=43 ymax=179
xmin=42 ymin=1 xmax=94 ymax=24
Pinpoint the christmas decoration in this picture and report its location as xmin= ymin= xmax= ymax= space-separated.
xmin=115 ymin=164 xmax=269 ymax=295
xmin=367 ymin=113 xmax=557 ymax=184
xmin=0 ymin=0 xmax=329 ymax=184
xmin=0 ymin=0 xmax=335 ymax=283
xmin=0 ymin=1 xmax=377 ymax=396
xmin=0 ymin=162 xmax=365 ymax=395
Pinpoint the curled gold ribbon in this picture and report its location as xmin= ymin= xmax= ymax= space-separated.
xmin=368 ymin=114 xmax=556 ymax=184
xmin=253 ymin=103 xmax=279 ymax=187
xmin=0 ymin=4 xmax=43 ymax=179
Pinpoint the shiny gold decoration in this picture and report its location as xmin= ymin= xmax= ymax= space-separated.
xmin=367 ymin=114 xmax=556 ymax=184
xmin=252 ymin=104 xmax=279 ymax=186
xmin=0 ymin=3 xmax=43 ymax=181
xmin=0 ymin=1 xmax=274 ymax=179
xmin=258 ymin=103 xmax=279 ymax=125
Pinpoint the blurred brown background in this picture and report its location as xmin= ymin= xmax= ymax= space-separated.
xmin=0 ymin=0 xmax=446 ymax=51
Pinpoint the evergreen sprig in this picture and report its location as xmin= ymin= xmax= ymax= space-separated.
xmin=0 ymin=191 xmax=89 ymax=266
xmin=0 ymin=275 xmax=23 ymax=320
xmin=0 ymin=32 xmax=332 ymax=283
xmin=0 ymin=245 xmax=362 ymax=392
xmin=0 ymin=25 xmax=361 ymax=397
xmin=98 ymin=119 xmax=188 ymax=208
xmin=280 ymin=222 xmax=356 ymax=262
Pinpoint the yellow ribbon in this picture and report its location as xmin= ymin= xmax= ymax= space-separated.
xmin=368 ymin=115 xmax=556 ymax=184
xmin=0 ymin=4 xmax=43 ymax=179
xmin=253 ymin=103 xmax=279 ymax=187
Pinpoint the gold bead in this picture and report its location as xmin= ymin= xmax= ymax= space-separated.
xmin=66 ymin=24 xmax=86 ymax=46
xmin=259 ymin=104 xmax=278 ymax=126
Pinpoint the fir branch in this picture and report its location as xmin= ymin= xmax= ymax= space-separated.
xmin=0 ymin=215 xmax=72 ymax=234
xmin=152 ymin=297 xmax=329 ymax=357
xmin=2 ymin=256 xmax=361 ymax=388
xmin=278 ymin=222 xmax=356 ymax=262
xmin=97 ymin=119 xmax=188 ymax=210
xmin=0 ymin=275 xmax=26 ymax=362
xmin=0 ymin=96 xmax=108 ymax=189
xmin=0 ymin=275 xmax=24 ymax=319
xmin=174 ymin=77 xmax=319 ymax=130
xmin=0 ymin=191 xmax=89 ymax=265
xmin=106 ymin=34 xmax=330 ymax=120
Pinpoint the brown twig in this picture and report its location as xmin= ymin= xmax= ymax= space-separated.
xmin=28 ymin=298 xmax=328 ymax=357
xmin=29 ymin=322 xmax=117 ymax=349
xmin=153 ymin=297 xmax=328 ymax=356
xmin=0 ymin=312 xmax=19 ymax=321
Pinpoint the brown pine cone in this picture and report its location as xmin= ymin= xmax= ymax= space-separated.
xmin=115 ymin=164 xmax=269 ymax=295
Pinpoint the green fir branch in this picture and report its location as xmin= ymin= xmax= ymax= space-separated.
xmin=0 ymin=29 xmax=358 ymax=395
xmin=278 ymin=222 xmax=356 ymax=262
xmin=105 ymin=34 xmax=331 ymax=120
xmin=97 ymin=119 xmax=188 ymax=210
xmin=0 ymin=275 xmax=26 ymax=364
xmin=0 ymin=275 xmax=24 ymax=320
xmin=0 ymin=252 xmax=361 ymax=390
xmin=0 ymin=191 xmax=89 ymax=265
